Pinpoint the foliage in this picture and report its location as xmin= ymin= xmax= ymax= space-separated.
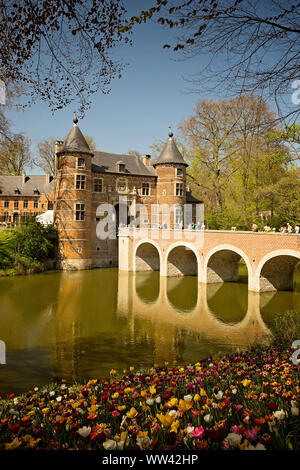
xmin=0 ymin=0 xmax=131 ymax=114
xmin=271 ymin=311 xmax=300 ymax=349
xmin=0 ymin=216 xmax=58 ymax=274
xmin=34 ymin=138 xmax=56 ymax=175
xmin=179 ymin=95 xmax=299 ymax=230
xmin=0 ymin=134 xmax=32 ymax=175
xmin=0 ymin=347 xmax=299 ymax=450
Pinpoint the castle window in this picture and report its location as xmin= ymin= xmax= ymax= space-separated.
xmin=15 ymin=189 xmax=20 ymax=194
xmin=75 ymin=203 xmax=85 ymax=221
xmin=76 ymin=174 xmax=86 ymax=190
xmin=23 ymin=200 xmax=28 ymax=209
xmin=77 ymin=157 xmax=85 ymax=169
xmin=174 ymin=206 xmax=183 ymax=226
xmin=142 ymin=182 xmax=150 ymax=196
xmin=4 ymin=200 xmax=9 ymax=208
xmin=176 ymin=168 xmax=183 ymax=177
xmin=14 ymin=200 xmax=19 ymax=210
xmin=34 ymin=200 xmax=39 ymax=209
xmin=93 ymin=178 xmax=103 ymax=193
xmin=119 ymin=163 xmax=125 ymax=172
xmin=34 ymin=189 xmax=40 ymax=195
xmin=4 ymin=211 xmax=9 ymax=220
xmin=175 ymin=183 xmax=183 ymax=197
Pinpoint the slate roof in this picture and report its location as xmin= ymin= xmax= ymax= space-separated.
xmin=58 ymin=123 xmax=94 ymax=155
xmin=153 ymin=134 xmax=188 ymax=167
xmin=92 ymin=151 xmax=157 ymax=177
xmin=0 ymin=175 xmax=54 ymax=196
xmin=186 ymin=190 xmax=203 ymax=203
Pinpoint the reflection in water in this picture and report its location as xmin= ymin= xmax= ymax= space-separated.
xmin=167 ymin=276 xmax=198 ymax=313
xmin=0 ymin=268 xmax=299 ymax=396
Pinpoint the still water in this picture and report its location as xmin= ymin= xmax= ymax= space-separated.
xmin=0 ymin=268 xmax=299 ymax=397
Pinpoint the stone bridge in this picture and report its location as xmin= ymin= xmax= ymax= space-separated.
xmin=118 ymin=228 xmax=300 ymax=292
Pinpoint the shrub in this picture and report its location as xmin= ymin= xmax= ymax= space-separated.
xmin=14 ymin=216 xmax=58 ymax=261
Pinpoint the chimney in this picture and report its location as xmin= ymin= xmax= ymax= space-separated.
xmin=22 ymin=172 xmax=26 ymax=184
xmin=46 ymin=172 xmax=51 ymax=184
xmin=55 ymin=140 xmax=63 ymax=155
xmin=142 ymin=154 xmax=151 ymax=166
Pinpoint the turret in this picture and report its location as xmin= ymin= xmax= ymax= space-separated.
xmin=153 ymin=131 xmax=188 ymax=228
xmin=54 ymin=115 xmax=94 ymax=270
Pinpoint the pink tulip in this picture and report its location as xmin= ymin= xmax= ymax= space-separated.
xmin=192 ymin=426 xmax=205 ymax=439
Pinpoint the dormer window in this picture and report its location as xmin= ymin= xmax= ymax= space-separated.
xmin=15 ymin=189 xmax=20 ymax=194
xmin=117 ymin=161 xmax=126 ymax=173
xmin=34 ymin=189 xmax=40 ymax=195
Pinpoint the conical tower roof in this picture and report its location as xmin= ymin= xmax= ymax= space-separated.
xmin=58 ymin=115 xmax=94 ymax=155
xmin=153 ymin=131 xmax=188 ymax=167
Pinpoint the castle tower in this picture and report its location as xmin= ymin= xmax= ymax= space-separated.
xmin=54 ymin=116 xmax=94 ymax=270
xmin=153 ymin=131 xmax=188 ymax=228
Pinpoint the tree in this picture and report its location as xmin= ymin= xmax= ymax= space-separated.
xmin=0 ymin=134 xmax=32 ymax=175
xmin=127 ymin=0 xmax=300 ymax=122
xmin=179 ymin=97 xmax=243 ymax=208
xmin=35 ymin=138 xmax=56 ymax=175
xmin=0 ymin=0 xmax=132 ymax=114
xmin=179 ymin=94 xmax=297 ymax=229
xmin=85 ymin=135 xmax=97 ymax=151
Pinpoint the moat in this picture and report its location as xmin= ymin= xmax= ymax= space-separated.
xmin=0 ymin=267 xmax=299 ymax=397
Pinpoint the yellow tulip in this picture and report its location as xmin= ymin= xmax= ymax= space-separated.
xmin=149 ymin=386 xmax=156 ymax=395
xmin=5 ymin=439 xmax=22 ymax=450
xmin=178 ymin=399 xmax=193 ymax=413
xmin=126 ymin=407 xmax=138 ymax=419
xmin=242 ymin=379 xmax=251 ymax=387
xmin=168 ymin=397 xmax=178 ymax=407
xmin=200 ymin=389 xmax=207 ymax=397
xmin=170 ymin=420 xmax=180 ymax=434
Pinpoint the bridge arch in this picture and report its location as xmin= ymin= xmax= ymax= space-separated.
xmin=134 ymin=240 xmax=162 ymax=272
xmin=256 ymin=250 xmax=300 ymax=292
xmin=204 ymin=244 xmax=252 ymax=285
xmin=165 ymin=241 xmax=200 ymax=277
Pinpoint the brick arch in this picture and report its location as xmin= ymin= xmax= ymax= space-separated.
xmin=256 ymin=250 xmax=300 ymax=292
xmin=165 ymin=241 xmax=200 ymax=277
xmin=204 ymin=244 xmax=252 ymax=285
xmin=134 ymin=240 xmax=162 ymax=272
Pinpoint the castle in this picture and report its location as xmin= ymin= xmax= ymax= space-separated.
xmin=0 ymin=117 xmax=202 ymax=270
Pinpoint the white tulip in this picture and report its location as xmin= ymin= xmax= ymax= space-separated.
xmin=103 ymin=439 xmax=117 ymax=450
xmin=78 ymin=426 xmax=91 ymax=438
xmin=224 ymin=432 xmax=242 ymax=447
xmin=184 ymin=394 xmax=193 ymax=402
xmin=204 ymin=414 xmax=212 ymax=423
xmin=274 ymin=410 xmax=286 ymax=420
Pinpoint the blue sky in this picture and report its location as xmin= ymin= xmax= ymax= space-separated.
xmin=4 ymin=1 xmax=296 ymax=174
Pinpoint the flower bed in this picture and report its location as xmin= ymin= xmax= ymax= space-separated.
xmin=0 ymin=346 xmax=299 ymax=450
